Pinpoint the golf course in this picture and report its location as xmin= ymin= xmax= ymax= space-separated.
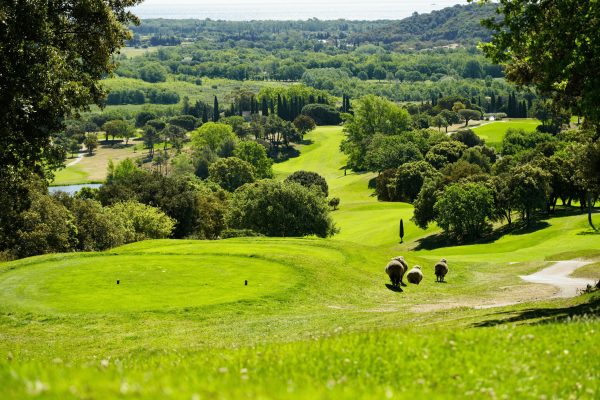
xmin=1 ymin=126 xmax=599 ymax=399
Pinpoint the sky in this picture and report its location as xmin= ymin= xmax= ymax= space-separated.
xmin=131 ymin=0 xmax=471 ymax=21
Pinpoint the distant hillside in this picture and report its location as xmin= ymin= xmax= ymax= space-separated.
xmin=351 ymin=3 xmax=499 ymax=48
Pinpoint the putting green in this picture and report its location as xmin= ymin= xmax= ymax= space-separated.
xmin=0 ymin=254 xmax=297 ymax=313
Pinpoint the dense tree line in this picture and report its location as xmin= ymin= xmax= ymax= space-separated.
xmin=105 ymin=87 xmax=180 ymax=105
xmin=127 ymin=4 xmax=496 ymax=50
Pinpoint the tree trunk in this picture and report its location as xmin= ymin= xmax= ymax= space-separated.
xmin=588 ymin=192 xmax=597 ymax=231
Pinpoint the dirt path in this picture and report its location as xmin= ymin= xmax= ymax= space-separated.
xmin=520 ymin=260 xmax=596 ymax=298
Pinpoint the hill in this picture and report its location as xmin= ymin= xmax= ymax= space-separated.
xmin=352 ymin=3 xmax=499 ymax=48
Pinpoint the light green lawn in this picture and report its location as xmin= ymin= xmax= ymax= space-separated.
xmin=472 ymin=119 xmax=540 ymax=149
xmin=1 ymin=125 xmax=599 ymax=399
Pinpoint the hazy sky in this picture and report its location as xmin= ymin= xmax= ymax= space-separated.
xmin=132 ymin=0 xmax=471 ymax=20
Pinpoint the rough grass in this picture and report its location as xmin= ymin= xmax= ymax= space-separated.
xmin=2 ymin=126 xmax=600 ymax=398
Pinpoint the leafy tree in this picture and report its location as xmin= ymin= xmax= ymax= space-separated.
xmin=501 ymin=128 xmax=554 ymax=156
xmin=84 ymin=133 xmax=99 ymax=155
xmin=0 ymin=0 xmax=140 ymax=181
xmin=103 ymin=120 xmax=134 ymax=144
xmin=458 ymin=109 xmax=481 ymax=127
xmin=508 ymin=164 xmax=552 ymax=225
xmin=342 ymin=95 xmax=412 ymax=170
xmin=168 ymin=115 xmax=198 ymax=131
xmin=434 ymin=182 xmax=495 ymax=240
xmin=425 ymin=141 xmax=468 ymax=169
xmin=191 ymin=122 xmax=238 ymax=155
xmin=208 ymin=157 xmax=256 ymax=192
xmin=68 ymin=140 xmax=81 ymax=158
xmin=233 ymin=141 xmax=274 ymax=179
xmin=293 ymin=115 xmax=316 ymax=138
xmin=329 ymin=197 xmax=340 ymax=210
xmin=451 ymin=129 xmax=484 ymax=147
xmin=110 ymin=200 xmax=175 ymax=242
xmin=227 ymin=180 xmax=336 ymax=238
xmin=440 ymin=160 xmax=485 ymax=185
xmin=301 ymin=104 xmax=341 ymax=125
xmin=573 ymin=141 xmax=600 ymax=229
xmin=412 ymin=178 xmax=442 ymax=230
xmin=365 ymin=135 xmax=423 ymax=172
xmin=14 ymin=191 xmax=78 ymax=258
xmin=463 ymin=59 xmax=483 ymax=78
xmin=139 ymin=63 xmax=167 ymax=83
xmin=58 ymin=197 xmax=127 ymax=251
xmin=391 ymin=161 xmax=441 ymax=202
xmin=490 ymin=173 xmax=515 ymax=225
xmin=460 ymin=147 xmax=492 ymax=172
xmin=432 ymin=115 xmax=448 ymax=132
xmin=143 ymin=125 xmax=159 ymax=156
xmin=479 ymin=0 xmax=600 ymax=130
xmin=285 ymin=170 xmax=329 ymax=197
xmin=135 ymin=111 xmax=157 ymax=128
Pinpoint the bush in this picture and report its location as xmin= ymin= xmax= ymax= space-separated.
xmin=285 ymin=170 xmax=329 ymax=197
xmin=227 ymin=180 xmax=337 ymax=238
xmin=301 ymin=104 xmax=341 ymax=125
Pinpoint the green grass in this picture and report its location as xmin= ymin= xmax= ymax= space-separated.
xmin=472 ymin=119 xmax=540 ymax=149
xmin=51 ymin=164 xmax=94 ymax=185
xmin=2 ymin=126 xmax=600 ymax=398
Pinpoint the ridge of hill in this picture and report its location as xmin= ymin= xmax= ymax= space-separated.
xmin=352 ymin=3 xmax=499 ymax=48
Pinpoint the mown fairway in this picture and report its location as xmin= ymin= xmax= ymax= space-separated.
xmin=1 ymin=126 xmax=599 ymax=399
xmin=472 ymin=119 xmax=539 ymax=149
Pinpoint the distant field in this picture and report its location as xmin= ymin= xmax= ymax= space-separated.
xmin=52 ymin=142 xmax=143 ymax=185
xmin=472 ymin=119 xmax=540 ymax=149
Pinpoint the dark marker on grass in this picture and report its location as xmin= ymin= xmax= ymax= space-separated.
xmin=245 ymin=280 xmax=248 ymax=286
xmin=117 ymin=280 xmax=120 ymax=285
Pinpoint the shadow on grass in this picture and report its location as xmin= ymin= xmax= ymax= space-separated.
xmin=272 ymin=147 xmax=300 ymax=163
xmin=385 ymin=284 xmax=403 ymax=293
xmin=413 ymin=221 xmax=551 ymax=251
xmin=473 ymin=293 xmax=600 ymax=328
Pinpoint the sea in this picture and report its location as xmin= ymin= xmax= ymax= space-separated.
xmin=131 ymin=0 xmax=470 ymax=21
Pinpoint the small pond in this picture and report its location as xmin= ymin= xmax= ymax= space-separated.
xmin=49 ymin=184 xmax=102 ymax=195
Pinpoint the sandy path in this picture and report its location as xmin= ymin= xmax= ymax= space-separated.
xmin=66 ymin=150 xmax=84 ymax=167
xmin=520 ymin=260 xmax=596 ymax=298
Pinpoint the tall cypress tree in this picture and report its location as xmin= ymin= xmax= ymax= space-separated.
xmin=261 ymin=97 xmax=269 ymax=116
xmin=213 ymin=96 xmax=219 ymax=122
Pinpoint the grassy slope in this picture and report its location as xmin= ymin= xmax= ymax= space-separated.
xmin=2 ymin=126 xmax=600 ymax=399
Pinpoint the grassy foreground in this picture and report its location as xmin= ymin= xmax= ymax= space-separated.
xmin=2 ymin=126 xmax=600 ymax=399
